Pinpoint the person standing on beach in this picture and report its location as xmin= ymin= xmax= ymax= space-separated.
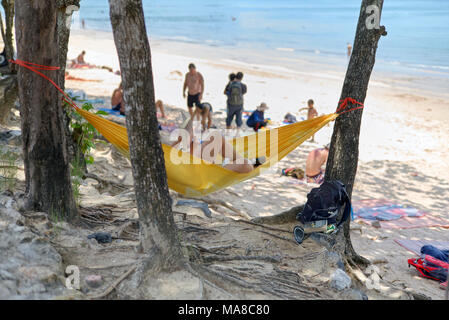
xmin=299 ymin=99 xmax=318 ymax=142
xmin=347 ymin=43 xmax=352 ymax=60
xmin=183 ymin=63 xmax=204 ymax=118
xmin=224 ymin=73 xmax=236 ymax=95
xmin=225 ymin=71 xmax=247 ymax=130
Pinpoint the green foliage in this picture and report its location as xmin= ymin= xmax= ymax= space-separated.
xmin=64 ymin=93 xmax=108 ymax=207
xmin=48 ymin=206 xmax=63 ymax=237
xmin=64 ymin=95 xmax=108 ymax=165
xmin=70 ymin=152 xmax=84 ymax=207
xmin=0 ymin=146 xmax=18 ymax=192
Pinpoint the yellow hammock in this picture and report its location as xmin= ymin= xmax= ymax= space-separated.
xmin=11 ymin=59 xmax=341 ymax=197
xmin=78 ymin=108 xmax=337 ymax=196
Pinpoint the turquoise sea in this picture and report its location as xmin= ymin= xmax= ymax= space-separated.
xmin=74 ymin=0 xmax=449 ymax=78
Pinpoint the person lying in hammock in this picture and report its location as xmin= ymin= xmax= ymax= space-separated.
xmin=170 ymin=118 xmax=264 ymax=173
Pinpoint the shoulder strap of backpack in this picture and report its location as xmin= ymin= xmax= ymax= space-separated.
xmin=336 ymin=182 xmax=351 ymax=227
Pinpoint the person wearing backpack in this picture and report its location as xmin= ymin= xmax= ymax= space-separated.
xmin=225 ymin=72 xmax=247 ymax=130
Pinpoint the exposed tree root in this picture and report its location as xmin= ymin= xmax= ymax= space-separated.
xmin=202 ymin=254 xmax=281 ymax=264
xmin=89 ymin=265 xmax=137 ymax=300
xmin=236 ymin=219 xmax=292 ymax=234
xmin=178 ymin=194 xmax=252 ymax=220
xmin=251 ymin=205 xmax=304 ymax=225
xmin=84 ymin=172 xmax=131 ymax=195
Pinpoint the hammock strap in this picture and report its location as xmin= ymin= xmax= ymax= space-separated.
xmin=9 ymin=59 xmax=80 ymax=111
xmin=337 ymin=97 xmax=364 ymax=115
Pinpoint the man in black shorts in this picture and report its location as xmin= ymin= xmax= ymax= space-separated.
xmin=183 ymin=63 xmax=204 ymax=118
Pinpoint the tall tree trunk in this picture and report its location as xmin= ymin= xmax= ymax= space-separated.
xmin=324 ymin=0 xmax=387 ymax=266
xmin=109 ymin=0 xmax=183 ymax=271
xmin=56 ymin=0 xmax=87 ymax=173
xmin=2 ymin=0 xmax=15 ymax=73
xmin=15 ymin=0 xmax=77 ymax=220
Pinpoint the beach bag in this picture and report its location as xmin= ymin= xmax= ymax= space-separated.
xmin=282 ymin=167 xmax=305 ymax=180
xmin=228 ymin=82 xmax=243 ymax=106
xmin=408 ymin=255 xmax=449 ymax=282
xmin=297 ymin=180 xmax=351 ymax=227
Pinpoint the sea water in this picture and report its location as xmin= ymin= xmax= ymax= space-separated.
xmin=73 ymin=0 xmax=449 ymax=80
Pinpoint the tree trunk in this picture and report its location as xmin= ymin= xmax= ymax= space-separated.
xmin=324 ymin=0 xmax=387 ymax=266
xmin=56 ymin=0 xmax=87 ymax=173
xmin=0 ymin=75 xmax=17 ymax=124
xmin=15 ymin=0 xmax=77 ymax=220
xmin=1 ymin=0 xmax=16 ymax=73
xmin=109 ymin=0 xmax=184 ymax=272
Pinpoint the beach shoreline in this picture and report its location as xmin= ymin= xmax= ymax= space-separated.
xmin=69 ymin=27 xmax=449 ymax=101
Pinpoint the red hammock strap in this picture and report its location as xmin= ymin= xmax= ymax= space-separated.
xmin=336 ymin=97 xmax=364 ymax=115
xmin=9 ymin=59 xmax=80 ymax=111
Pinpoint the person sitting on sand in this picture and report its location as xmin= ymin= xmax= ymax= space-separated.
xmin=195 ymin=102 xmax=213 ymax=130
xmin=183 ymin=63 xmax=204 ymax=118
xmin=76 ymin=51 xmax=87 ymax=65
xmin=111 ymin=83 xmax=125 ymax=116
xmin=171 ymin=118 xmax=264 ymax=174
xmin=247 ymin=103 xmax=269 ymax=132
xmin=284 ymin=112 xmax=297 ymax=124
xmin=156 ymin=100 xmax=166 ymax=118
xmin=299 ymin=99 xmax=318 ymax=142
xmin=305 ymin=144 xmax=329 ymax=184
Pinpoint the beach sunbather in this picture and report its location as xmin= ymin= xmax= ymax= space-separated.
xmin=111 ymin=83 xmax=125 ymax=116
xmin=247 ymin=103 xmax=269 ymax=132
xmin=183 ymin=63 xmax=204 ymax=118
xmin=76 ymin=51 xmax=86 ymax=65
xmin=171 ymin=118 xmax=263 ymax=174
xmin=305 ymin=144 xmax=329 ymax=184
xmin=284 ymin=112 xmax=297 ymax=124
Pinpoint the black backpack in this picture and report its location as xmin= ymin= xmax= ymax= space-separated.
xmin=297 ymin=180 xmax=351 ymax=227
xmin=228 ymin=81 xmax=243 ymax=106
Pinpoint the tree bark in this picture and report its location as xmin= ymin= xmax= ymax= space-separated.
xmin=1 ymin=0 xmax=16 ymax=73
xmin=109 ymin=0 xmax=184 ymax=272
xmin=324 ymin=0 xmax=387 ymax=266
xmin=0 ymin=74 xmax=17 ymax=124
xmin=15 ymin=0 xmax=77 ymax=220
xmin=56 ymin=0 xmax=87 ymax=173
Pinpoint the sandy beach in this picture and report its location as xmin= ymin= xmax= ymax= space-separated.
xmin=61 ymin=28 xmax=449 ymax=299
